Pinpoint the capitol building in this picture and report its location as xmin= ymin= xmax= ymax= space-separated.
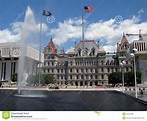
xmin=42 ymin=34 xmax=133 ymax=87
xmin=0 ymin=33 xmax=147 ymax=86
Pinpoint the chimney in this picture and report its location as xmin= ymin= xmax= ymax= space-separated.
xmin=61 ymin=49 xmax=65 ymax=54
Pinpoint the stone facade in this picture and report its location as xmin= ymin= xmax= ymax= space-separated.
xmin=43 ymin=35 xmax=133 ymax=87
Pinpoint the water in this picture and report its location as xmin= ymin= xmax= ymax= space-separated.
xmin=0 ymin=90 xmax=146 ymax=111
xmin=17 ymin=7 xmax=39 ymax=94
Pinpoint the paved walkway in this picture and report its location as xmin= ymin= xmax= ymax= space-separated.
xmin=115 ymin=87 xmax=147 ymax=102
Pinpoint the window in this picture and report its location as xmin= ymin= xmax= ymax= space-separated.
xmin=101 ymin=68 xmax=103 ymax=72
xmin=91 ymin=48 xmax=95 ymax=56
xmin=52 ymin=69 xmax=54 ymax=73
xmin=95 ymin=69 xmax=97 ymax=73
xmin=70 ymin=69 xmax=72 ymax=72
xmin=95 ymin=75 xmax=97 ymax=79
xmin=70 ymin=61 xmax=72 ymax=65
xmin=85 ymin=69 xmax=88 ymax=73
xmin=81 ymin=69 xmax=83 ymax=73
xmin=70 ymin=75 xmax=72 ymax=79
xmin=76 ymin=69 xmax=79 ymax=73
xmin=81 ymin=75 xmax=84 ymax=79
xmin=101 ymin=61 xmax=104 ymax=65
xmin=65 ymin=75 xmax=67 ymax=80
xmin=86 ymin=75 xmax=88 ymax=79
xmin=90 ymin=69 xmax=93 ymax=73
xmin=106 ymin=60 xmax=109 ymax=65
xmin=48 ymin=69 xmax=50 ymax=72
xmin=48 ymin=62 xmax=50 ymax=66
xmin=111 ymin=68 xmax=114 ymax=72
xmin=52 ymin=62 xmax=54 ymax=66
xmin=61 ymin=75 xmax=63 ymax=79
xmin=107 ymin=68 xmax=110 ymax=72
xmin=47 ymin=45 xmax=52 ymax=52
xmin=78 ymin=48 xmax=81 ymax=56
xmin=57 ymin=75 xmax=59 ymax=79
xmin=76 ymin=75 xmax=79 ymax=79
xmin=51 ymin=56 xmax=55 ymax=59
xmin=91 ymin=75 xmax=93 ymax=79
xmin=57 ymin=69 xmax=59 ymax=73
xmin=61 ymin=69 xmax=63 ymax=73
xmin=101 ymin=75 xmax=104 ymax=79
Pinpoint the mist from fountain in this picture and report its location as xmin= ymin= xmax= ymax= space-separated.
xmin=17 ymin=7 xmax=40 ymax=95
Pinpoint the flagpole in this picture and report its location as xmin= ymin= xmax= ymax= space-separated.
xmin=82 ymin=5 xmax=85 ymax=51
xmin=82 ymin=5 xmax=85 ymax=87
xmin=39 ymin=11 xmax=43 ymax=86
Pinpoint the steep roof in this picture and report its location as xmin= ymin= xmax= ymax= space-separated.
xmin=44 ymin=37 xmax=57 ymax=54
xmin=74 ymin=39 xmax=105 ymax=56
xmin=119 ymin=33 xmax=130 ymax=51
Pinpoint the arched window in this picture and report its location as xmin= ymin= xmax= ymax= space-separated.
xmin=78 ymin=48 xmax=81 ymax=56
xmin=91 ymin=48 xmax=95 ymax=56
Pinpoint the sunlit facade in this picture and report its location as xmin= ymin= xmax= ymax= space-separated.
xmin=42 ymin=36 xmax=132 ymax=87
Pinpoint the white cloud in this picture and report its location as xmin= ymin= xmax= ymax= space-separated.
xmin=49 ymin=15 xmax=147 ymax=52
xmin=138 ymin=8 xmax=144 ymax=14
xmin=0 ymin=6 xmax=48 ymax=50
xmin=49 ymin=18 xmax=82 ymax=45
xmin=66 ymin=46 xmax=75 ymax=53
xmin=103 ymin=45 xmax=117 ymax=52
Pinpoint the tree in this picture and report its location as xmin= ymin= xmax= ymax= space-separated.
xmin=27 ymin=74 xmax=55 ymax=86
xmin=11 ymin=73 xmax=18 ymax=82
xmin=108 ymin=72 xmax=122 ymax=86
xmin=125 ymin=70 xmax=141 ymax=86
xmin=43 ymin=74 xmax=55 ymax=85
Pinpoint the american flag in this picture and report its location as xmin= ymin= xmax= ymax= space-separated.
xmin=84 ymin=6 xmax=93 ymax=12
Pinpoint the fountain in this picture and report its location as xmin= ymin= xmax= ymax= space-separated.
xmin=17 ymin=7 xmax=42 ymax=95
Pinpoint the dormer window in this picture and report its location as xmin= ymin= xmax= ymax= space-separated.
xmin=78 ymin=48 xmax=81 ymax=56
xmin=91 ymin=48 xmax=95 ymax=56
xmin=47 ymin=45 xmax=52 ymax=52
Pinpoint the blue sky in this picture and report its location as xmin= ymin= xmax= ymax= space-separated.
xmin=0 ymin=0 xmax=147 ymax=52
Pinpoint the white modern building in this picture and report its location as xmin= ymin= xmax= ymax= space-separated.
xmin=129 ymin=36 xmax=147 ymax=84
xmin=0 ymin=42 xmax=44 ymax=83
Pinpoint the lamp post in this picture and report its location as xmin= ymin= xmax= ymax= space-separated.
xmin=120 ymin=61 xmax=126 ymax=93
xmin=130 ymin=48 xmax=138 ymax=98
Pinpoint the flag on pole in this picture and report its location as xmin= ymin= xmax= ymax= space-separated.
xmin=42 ymin=10 xmax=52 ymax=16
xmin=84 ymin=6 xmax=93 ymax=12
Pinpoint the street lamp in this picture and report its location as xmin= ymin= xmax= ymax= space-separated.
xmin=120 ymin=61 xmax=126 ymax=93
xmin=130 ymin=48 xmax=138 ymax=98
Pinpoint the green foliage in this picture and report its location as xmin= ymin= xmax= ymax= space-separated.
xmin=125 ymin=70 xmax=141 ymax=86
xmin=108 ymin=70 xmax=142 ymax=86
xmin=11 ymin=73 xmax=18 ymax=82
xmin=43 ymin=74 xmax=55 ymax=84
xmin=108 ymin=72 xmax=122 ymax=86
xmin=26 ymin=73 xmax=55 ymax=86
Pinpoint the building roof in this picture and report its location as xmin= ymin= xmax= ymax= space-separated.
xmin=74 ymin=40 xmax=105 ymax=56
xmin=44 ymin=37 xmax=57 ymax=54
xmin=118 ymin=33 xmax=130 ymax=51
